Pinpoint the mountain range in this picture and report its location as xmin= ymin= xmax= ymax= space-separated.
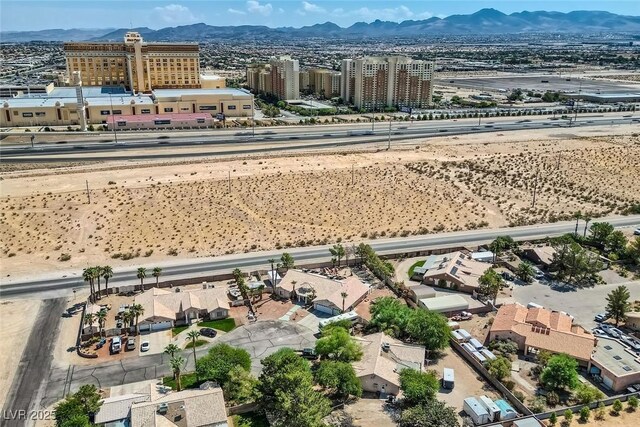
xmin=2 ymin=9 xmax=640 ymax=42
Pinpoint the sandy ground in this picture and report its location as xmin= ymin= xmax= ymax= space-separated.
xmin=559 ymin=409 xmax=640 ymax=426
xmin=1 ymin=125 xmax=639 ymax=279
xmin=0 ymin=298 xmax=42 ymax=408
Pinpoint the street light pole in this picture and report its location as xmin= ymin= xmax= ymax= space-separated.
xmin=109 ymin=93 xmax=119 ymax=144
xmin=251 ymin=94 xmax=255 ymax=138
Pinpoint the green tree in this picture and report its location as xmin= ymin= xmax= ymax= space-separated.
xmin=612 ymin=399 xmax=622 ymax=415
xmin=259 ymin=348 xmax=330 ymax=427
xmin=588 ymin=222 xmax=614 ymax=249
xmin=486 ymin=356 xmax=512 ymax=381
xmin=280 ymin=252 xmax=295 ymax=270
xmin=170 ymin=356 xmax=186 ymax=391
xmin=406 ymin=309 xmax=450 ymax=356
xmin=549 ymin=411 xmax=558 ymax=426
xmin=369 ymin=296 xmax=411 ymax=337
xmin=315 ymin=325 xmax=363 ymax=362
xmin=579 ymin=406 xmax=590 ymax=422
xmin=541 ymin=354 xmax=579 ymax=391
xmin=129 ymin=303 xmax=144 ymax=335
xmin=60 ymin=414 xmax=91 ymax=427
xmin=54 ymin=399 xmax=87 ymax=427
xmin=196 ymin=343 xmax=252 ymax=385
xmin=187 ymin=329 xmax=201 ymax=374
xmin=82 ymin=267 xmax=96 ymax=303
xmin=399 ymin=368 xmax=440 ymax=404
xmin=626 ymin=237 xmax=640 ymax=265
xmin=399 ymin=400 xmax=460 ymax=427
xmin=329 ymin=244 xmax=346 ymax=267
xmin=83 ymin=313 xmax=95 ymax=334
xmin=516 ymin=261 xmax=535 ymax=283
xmin=595 ymin=401 xmax=606 ymax=420
xmin=574 ymin=383 xmax=604 ymax=404
xmin=96 ymin=310 xmax=107 ymax=337
xmin=628 ymin=395 xmax=638 ymax=411
xmin=563 ymin=409 xmax=573 ymax=426
xmin=54 ymin=385 xmax=102 ymax=427
xmin=152 ymin=267 xmax=162 ymax=286
xmin=314 ymin=360 xmax=362 ymax=400
xmin=572 ymin=211 xmax=582 ymax=236
xmin=224 ymin=365 xmax=260 ymax=405
xmin=136 ymin=267 xmax=147 ymax=287
xmin=164 ymin=343 xmax=180 ymax=359
xmin=605 ymin=231 xmax=627 ymax=255
xmin=478 ymin=268 xmax=503 ymax=304
xmin=489 ymin=235 xmax=515 ymax=262
xmin=102 ymin=265 xmax=113 ymax=297
xmin=606 ymin=285 xmax=631 ymax=327
xmin=551 ymin=237 xmax=602 ymax=285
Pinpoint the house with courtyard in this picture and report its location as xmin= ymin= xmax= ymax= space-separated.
xmin=134 ymin=286 xmax=229 ymax=332
xmin=412 ymin=251 xmax=492 ymax=293
xmin=352 ymin=332 xmax=425 ymax=396
xmin=489 ymin=303 xmax=596 ymax=365
xmin=276 ymin=269 xmax=370 ymax=315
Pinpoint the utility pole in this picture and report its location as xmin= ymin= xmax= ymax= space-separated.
xmin=30 ymin=134 xmax=35 ymax=149
xmin=85 ymin=180 xmax=91 ymax=204
xmin=109 ymin=93 xmax=119 ymax=144
xmin=387 ymin=117 xmax=392 ymax=150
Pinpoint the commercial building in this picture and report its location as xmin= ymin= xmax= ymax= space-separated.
xmin=489 ymin=303 xmax=596 ymax=365
xmin=412 ymin=251 xmax=492 ymax=293
xmin=352 ymin=332 xmax=425 ymax=395
xmin=626 ymin=311 xmax=640 ymax=331
xmin=588 ymin=337 xmax=640 ymax=392
xmin=346 ymin=56 xmax=435 ymax=110
xmin=275 ymin=270 xmax=370 ymax=315
xmin=1 ymin=86 xmax=253 ymax=128
xmin=64 ymin=32 xmax=200 ymax=93
xmin=246 ymin=56 xmax=299 ymax=100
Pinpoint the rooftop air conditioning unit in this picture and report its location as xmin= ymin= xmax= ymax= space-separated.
xmin=382 ymin=342 xmax=390 ymax=352
xmin=157 ymin=403 xmax=168 ymax=414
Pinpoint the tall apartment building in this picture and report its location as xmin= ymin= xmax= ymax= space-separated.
xmin=64 ymin=32 xmax=200 ymax=93
xmin=344 ymin=56 xmax=435 ymax=110
xmin=245 ymin=56 xmax=299 ymax=100
xmin=308 ymin=69 xmax=341 ymax=98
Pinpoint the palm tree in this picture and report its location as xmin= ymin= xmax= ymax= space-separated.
xmin=268 ymin=258 xmax=276 ymax=287
xmin=170 ymin=356 xmax=186 ymax=391
xmin=341 ymin=292 xmax=348 ymax=313
xmin=164 ymin=343 xmax=180 ymax=359
xmin=187 ymin=330 xmax=201 ymax=376
xmin=102 ymin=266 xmax=113 ymax=297
xmin=84 ymin=313 xmax=95 ymax=334
xmin=136 ymin=267 xmax=147 ymax=288
xmin=82 ymin=267 xmax=95 ymax=303
xmin=122 ymin=310 xmax=134 ymax=330
xmin=129 ymin=303 xmax=144 ymax=335
xmin=573 ymin=211 xmax=582 ymax=236
xmin=94 ymin=266 xmax=103 ymax=299
xmin=152 ymin=267 xmax=162 ymax=286
xmin=583 ymin=216 xmax=592 ymax=238
xmin=291 ymin=280 xmax=297 ymax=302
xmin=96 ymin=310 xmax=107 ymax=337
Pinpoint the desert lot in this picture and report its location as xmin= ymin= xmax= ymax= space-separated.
xmin=1 ymin=125 xmax=639 ymax=278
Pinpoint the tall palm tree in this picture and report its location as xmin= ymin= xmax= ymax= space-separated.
xmin=136 ymin=267 xmax=147 ymax=288
xmin=583 ymin=216 xmax=592 ymax=238
xmin=94 ymin=266 xmax=103 ymax=299
xmin=122 ymin=310 xmax=134 ymax=330
xmin=82 ymin=267 xmax=95 ymax=303
xmin=170 ymin=356 xmax=186 ymax=391
xmin=96 ymin=310 xmax=107 ymax=337
xmin=84 ymin=313 xmax=95 ymax=334
xmin=187 ymin=330 xmax=201 ymax=377
xmin=164 ymin=343 xmax=180 ymax=359
xmin=129 ymin=303 xmax=144 ymax=335
xmin=152 ymin=267 xmax=162 ymax=286
xmin=102 ymin=266 xmax=113 ymax=297
xmin=573 ymin=211 xmax=582 ymax=236
xmin=341 ymin=292 xmax=348 ymax=313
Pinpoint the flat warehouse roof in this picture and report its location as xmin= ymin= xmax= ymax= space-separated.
xmin=592 ymin=337 xmax=640 ymax=377
xmin=152 ymin=88 xmax=251 ymax=97
xmin=107 ymin=113 xmax=211 ymax=123
xmin=419 ymin=294 xmax=469 ymax=312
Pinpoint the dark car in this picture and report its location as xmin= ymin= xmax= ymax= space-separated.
xmin=301 ymin=348 xmax=318 ymax=360
xmin=200 ymin=328 xmax=217 ymax=338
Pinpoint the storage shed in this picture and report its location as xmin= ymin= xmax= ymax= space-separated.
xmin=478 ymin=396 xmax=501 ymax=422
xmin=418 ymin=294 xmax=469 ymax=314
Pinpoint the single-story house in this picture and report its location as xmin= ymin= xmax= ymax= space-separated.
xmin=134 ymin=287 xmax=229 ymax=332
xmin=352 ymin=332 xmax=425 ymax=396
xmin=521 ymin=246 xmax=556 ymax=269
xmin=276 ymin=270 xmax=370 ymax=315
xmin=418 ymin=294 xmax=469 ymax=314
xmin=489 ymin=303 xmax=596 ymax=365
xmin=418 ymin=252 xmax=492 ymax=293
xmin=94 ymin=393 xmax=150 ymax=426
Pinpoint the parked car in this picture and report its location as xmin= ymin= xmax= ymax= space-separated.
xmin=200 ymin=328 xmax=217 ymax=338
xmin=110 ymin=336 xmax=122 ymax=354
xmin=501 ymin=272 xmax=514 ymax=281
xmin=634 ymin=228 xmax=640 ymax=236
xmin=594 ymin=313 xmax=609 ymax=322
xmin=592 ymin=328 xmax=606 ymax=336
xmin=126 ymin=337 xmax=136 ymax=351
xmin=608 ymin=328 xmax=622 ymax=339
xmin=301 ymin=348 xmax=318 ymax=360
xmin=600 ymin=324 xmax=614 ymax=333
xmin=140 ymin=341 xmax=150 ymax=352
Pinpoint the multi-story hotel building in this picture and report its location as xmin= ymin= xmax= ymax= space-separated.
xmin=64 ymin=32 xmax=200 ymax=93
xmin=245 ymin=56 xmax=299 ymax=100
xmin=308 ymin=69 xmax=340 ymax=99
xmin=344 ymin=56 xmax=435 ymax=110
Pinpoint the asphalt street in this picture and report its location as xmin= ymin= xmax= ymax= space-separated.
xmin=2 ymin=298 xmax=67 ymax=427
xmin=2 ymin=215 xmax=638 ymax=299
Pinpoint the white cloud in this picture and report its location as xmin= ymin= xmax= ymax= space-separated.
xmin=302 ymin=1 xmax=326 ymax=14
xmin=329 ymin=5 xmax=433 ymax=22
xmin=228 ymin=8 xmax=246 ymax=15
xmin=247 ymin=0 xmax=273 ymax=16
xmin=153 ymin=4 xmax=198 ymax=25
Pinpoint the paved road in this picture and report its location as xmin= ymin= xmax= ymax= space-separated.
xmin=2 ymin=216 xmax=638 ymax=298
xmin=2 ymin=115 xmax=636 ymax=161
xmin=2 ymin=298 xmax=66 ymax=426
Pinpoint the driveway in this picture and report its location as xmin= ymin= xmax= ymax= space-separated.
xmin=297 ymin=309 xmax=332 ymax=334
xmin=139 ymin=329 xmax=172 ymax=356
xmin=512 ymin=279 xmax=640 ymax=330
xmin=216 ymin=320 xmax=316 ymax=375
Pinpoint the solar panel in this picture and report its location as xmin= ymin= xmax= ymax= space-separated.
xmin=451 ymin=266 xmax=459 ymax=276
xmin=613 ymin=355 xmax=622 ymax=360
xmin=604 ymin=345 xmax=612 ymax=350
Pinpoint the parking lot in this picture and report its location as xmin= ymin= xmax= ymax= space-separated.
xmin=512 ymin=279 xmax=640 ymax=331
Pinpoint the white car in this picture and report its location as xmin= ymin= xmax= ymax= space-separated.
xmin=634 ymin=228 xmax=640 ymax=236
xmin=140 ymin=341 xmax=150 ymax=352
xmin=592 ymin=328 xmax=606 ymax=335
xmin=608 ymin=328 xmax=622 ymax=339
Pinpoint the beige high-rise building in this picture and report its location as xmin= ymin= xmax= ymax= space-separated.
xmin=64 ymin=32 xmax=200 ymax=93
xmin=308 ymin=69 xmax=341 ymax=99
xmin=346 ymin=56 xmax=435 ymax=110
xmin=245 ymin=56 xmax=299 ymax=100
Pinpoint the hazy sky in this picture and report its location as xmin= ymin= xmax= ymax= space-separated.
xmin=1 ymin=0 xmax=638 ymax=31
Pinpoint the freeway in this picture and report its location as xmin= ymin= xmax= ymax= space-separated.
xmin=1 ymin=215 xmax=638 ymax=298
xmin=2 ymin=114 xmax=637 ymax=161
